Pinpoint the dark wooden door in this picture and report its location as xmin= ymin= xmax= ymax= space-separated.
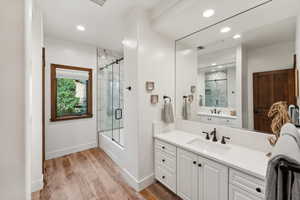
xmin=253 ymin=69 xmax=296 ymax=133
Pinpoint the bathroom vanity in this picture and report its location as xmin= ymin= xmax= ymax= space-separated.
xmin=154 ymin=130 xmax=268 ymax=200
xmin=158 ymin=1 xmax=300 ymax=199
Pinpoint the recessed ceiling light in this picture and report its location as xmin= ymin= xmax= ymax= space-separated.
xmin=203 ymin=9 xmax=215 ymax=18
xmin=233 ymin=34 xmax=241 ymax=39
xmin=76 ymin=25 xmax=85 ymax=31
xmin=220 ymin=27 xmax=231 ymax=33
xmin=211 ymin=63 xmax=217 ymax=66
xmin=218 ymin=65 xmax=224 ymax=69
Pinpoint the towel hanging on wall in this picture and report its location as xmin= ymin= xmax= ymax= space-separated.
xmin=182 ymin=96 xmax=191 ymax=120
xmin=162 ymin=96 xmax=174 ymax=124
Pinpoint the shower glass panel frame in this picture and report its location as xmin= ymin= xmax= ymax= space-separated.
xmin=98 ymin=57 xmax=124 ymax=147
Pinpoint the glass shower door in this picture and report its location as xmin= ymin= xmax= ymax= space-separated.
xmin=98 ymin=57 xmax=124 ymax=146
xmin=111 ymin=59 xmax=124 ymax=145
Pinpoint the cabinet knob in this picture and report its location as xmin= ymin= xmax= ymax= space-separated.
xmin=198 ymin=163 xmax=202 ymax=167
xmin=162 ymin=176 xmax=165 ymax=179
xmin=162 ymin=159 xmax=165 ymax=162
xmin=162 ymin=146 xmax=165 ymax=149
xmin=256 ymin=187 xmax=262 ymax=193
xmin=193 ymin=161 xmax=197 ymax=165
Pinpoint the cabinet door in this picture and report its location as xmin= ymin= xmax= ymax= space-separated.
xmin=177 ymin=148 xmax=198 ymax=200
xmin=198 ymin=156 xmax=228 ymax=200
xmin=229 ymin=184 xmax=262 ymax=200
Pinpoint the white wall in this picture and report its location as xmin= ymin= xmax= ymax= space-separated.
xmin=137 ymin=11 xmax=175 ymax=182
xmin=45 ymin=37 xmax=97 ymax=159
xmin=227 ymin=67 xmax=236 ymax=108
xmin=0 ymin=0 xmax=26 ymax=199
xmin=247 ymin=41 xmax=295 ymax=129
xmin=99 ymin=9 xmax=175 ymax=191
xmin=31 ymin=0 xmax=44 ymax=192
xmin=176 ymin=49 xmax=197 ymax=118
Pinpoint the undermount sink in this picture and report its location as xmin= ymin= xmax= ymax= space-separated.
xmin=186 ymin=138 xmax=231 ymax=154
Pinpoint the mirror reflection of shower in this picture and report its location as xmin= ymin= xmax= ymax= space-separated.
xmin=97 ymin=48 xmax=124 ymax=146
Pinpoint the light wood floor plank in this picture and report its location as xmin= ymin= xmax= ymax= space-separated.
xmin=32 ymin=148 xmax=181 ymax=200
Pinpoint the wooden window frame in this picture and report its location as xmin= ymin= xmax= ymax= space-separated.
xmin=50 ymin=64 xmax=93 ymax=121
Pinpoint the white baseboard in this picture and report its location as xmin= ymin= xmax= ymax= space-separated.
xmin=121 ymin=169 xmax=154 ymax=192
xmin=46 ymin=141 xmax=97 ymax=160
xmin=100 ymin=145 xmax=122 ymax=167
xmin=31 ymin=175 xmax=44 ymax=192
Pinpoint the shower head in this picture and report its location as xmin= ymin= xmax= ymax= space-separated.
xmin=90 ymin=0 xmax=107 ymax=7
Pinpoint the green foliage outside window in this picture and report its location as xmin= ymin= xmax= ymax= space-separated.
xmin=56 ymin=78 xmax=87 ymax=117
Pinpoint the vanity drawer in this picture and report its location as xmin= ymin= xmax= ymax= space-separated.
xmin=155 ymin=149 xmax=176 ymax=173
xmin=155 ymin=163 xmax=176 ymax=193
xmin=155 ymin=139 xmax=176 ymax=157
xmin=229 ymin=169 xmax=265 ymax=198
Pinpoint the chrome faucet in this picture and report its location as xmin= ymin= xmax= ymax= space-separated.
xmin=210 ymin=128 xmax=218 ymax=142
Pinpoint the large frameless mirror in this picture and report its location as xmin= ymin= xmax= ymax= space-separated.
xmin=175 ymin=0 xmax=300 ymax=133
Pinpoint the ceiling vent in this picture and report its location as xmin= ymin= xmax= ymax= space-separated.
xmin=90 ymin=0 xmax=107 ymax=7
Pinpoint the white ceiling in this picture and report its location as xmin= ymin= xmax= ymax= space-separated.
xmin=42 ymin=0 xmax=163 ymax=52
xmin=175 ymin=0 xmax=300 ymax=54
xmin=42 ymin=0 xmax=300 ymax=52
xmin=151 ymin=0 xmax=271 ymax=40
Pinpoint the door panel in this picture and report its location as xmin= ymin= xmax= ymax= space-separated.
xmin=198 ymin=157 xmax=228 ymax=200
xmin=253 ymin=69 xmax=296 ymax=133
xmin=177 ymin=149 xmax=198 ymax=200
xmin=229 ymin=184 xmax=262 ymax=200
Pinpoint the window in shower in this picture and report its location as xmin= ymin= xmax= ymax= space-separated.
xmin=98 ymin=58 xmax=124 ymax=146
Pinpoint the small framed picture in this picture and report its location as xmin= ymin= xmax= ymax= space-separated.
xmin=146 ymin=81 xmax=155 ymax=92
xmin=150 ymin=95 xmax=159 ymax=104
xmin=191 ymin=85 xmax=196 ymax=93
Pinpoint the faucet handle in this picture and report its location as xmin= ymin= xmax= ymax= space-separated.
xmin=210 ymin=128 xmax=218 ymax=142
xmin=221 ymin=136 xmax=231 ymax=144
xmin=202 ymin=132 xmax=210 ymax=140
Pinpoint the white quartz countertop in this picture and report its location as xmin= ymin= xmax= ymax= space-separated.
xmin=197 ymin=112 xmax=237 ymax=119
xmin=154 ymin=130 xmax=269 ymax=180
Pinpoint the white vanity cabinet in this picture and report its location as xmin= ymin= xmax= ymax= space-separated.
xmin=177 ymin=148 xmax=198 ymax=200
xmin=177 ymin=148 xmax=228 ymax=200
xmin=229 ymin=169 xmax=265 ymax=200
xmin=154 ymin=139 xmax=265 ymax=200
xmin=229 ymin=185 xmax=260 ymax=200
xmin=198 ymin=156 xmax=228 ymax=200
xmin=154 ymin=140 xmax=177 ymax=193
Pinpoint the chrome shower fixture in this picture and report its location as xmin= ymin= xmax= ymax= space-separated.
xmin=90 ymin=0 xmax=106 ymax=7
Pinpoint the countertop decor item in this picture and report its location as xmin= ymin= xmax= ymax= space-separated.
xmin=150 ymin=95 xmax=159 ymax=105
xmin=267 ymin=101 xmax=291 ymax=146
xmin=146 ymin=81 xmax=155 ymax=92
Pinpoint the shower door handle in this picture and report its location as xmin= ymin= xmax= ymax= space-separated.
xmin=115 ymin=108 xmax=123 ymax=120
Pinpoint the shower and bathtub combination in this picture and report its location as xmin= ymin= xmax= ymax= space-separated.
xmin=97 ymin=49 xmax=124 ymax=147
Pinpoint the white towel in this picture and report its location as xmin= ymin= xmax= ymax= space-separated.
xmin=162 ymin=102 xmax=174 ymax=124
xmin=182 ymin=101 xmax=191 ymax=120
xmin=265 ymin=123 xmax=300 ymax=200
xmin=272 ymin=123 xmax=300 ymax=163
